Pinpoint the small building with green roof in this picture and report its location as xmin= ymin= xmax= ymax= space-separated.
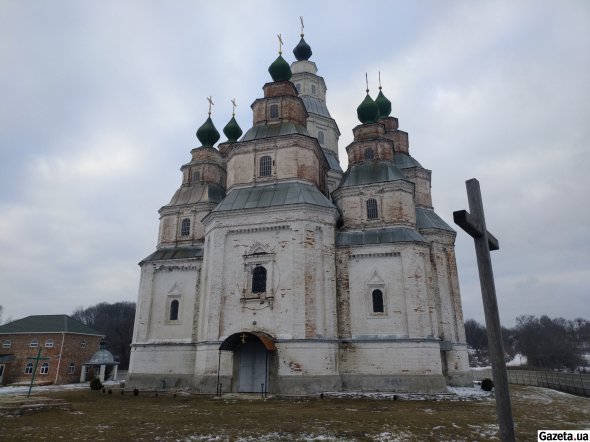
xmin=0 ymin=315 xmax=103 ymax=385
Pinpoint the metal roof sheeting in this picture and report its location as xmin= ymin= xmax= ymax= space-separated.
xmin=167 ymin=183 xmax=226 ymax=206
xmin=416 ymin=208 xmax=455 ymax=232
xmin=241 ymin=122 xmax=309 ymax=141
xmin=339 ymin=162 xmax=406 ymax=187
xmin=324 ymin=150 xmax=343 ymax=172
xmin=214 ymin=182 xmax=334 ymax=212
xmin=336 ymin=227 xmax=425 ymax=246
xmin=300 ymin=96 xmax=332 ymax=118
xmin=140 ymin=247 xmax=204 ymax=264
xmin=394 ymin=154 xmax=423 ymax=169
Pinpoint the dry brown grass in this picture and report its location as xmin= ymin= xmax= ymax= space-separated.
xmin=1 ymin=385 xmax=588 ymax=441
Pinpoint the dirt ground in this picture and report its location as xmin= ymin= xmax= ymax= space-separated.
xmin=1 ymin=385 xmax=588 ymax=441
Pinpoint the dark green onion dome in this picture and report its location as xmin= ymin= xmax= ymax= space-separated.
xmin=375 ymin=88 xmax=392 ymax=118
xmin=356 ymin=92 xmax=379 ymax=124
xmin=223 ymin=115 xmax=243 ymax=142
xmin=268 ymin=54 xmax=292 ymax=82
xmin=196 ymin=116 xmax=220 ymax=147
xmin=293 ymin=36 xmax=312 ymax=61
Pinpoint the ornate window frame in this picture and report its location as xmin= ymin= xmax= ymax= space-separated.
xmin=241 ymin=243 xmax=275 ymax=307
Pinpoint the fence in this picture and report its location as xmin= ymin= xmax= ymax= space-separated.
xmin=472 ymin=368 xmax=590 ymax=397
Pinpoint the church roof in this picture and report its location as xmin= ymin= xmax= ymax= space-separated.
xmin=339 ymin=161 xmax=405 ymax=187
xmin=214 ymin=182 xmax=334 ymax=212
xmin=0 ymin=315 xmax=102 ymax=336
xmin=140 ymin=246 xmax=204 ymax=264
xmin=241 ymin=121 xmax=309 ymax=141
xmin=394 ymin=153 xmax=423 ymax=169
xmin=416 ymin=208 xmax=455 ymax=232
xmin=300 ymin=96 xmax=332 ymax=119
xmin=324 ymin=150 xmax=343 ymax=172
xmin=336 ymin=227 xmax=425 ymax=246
xmin=166 ymin=183 xmax=226 ymax=206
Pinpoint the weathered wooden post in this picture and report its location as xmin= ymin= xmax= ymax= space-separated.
xmin=453 ymin=178 xmax=515 ymax=442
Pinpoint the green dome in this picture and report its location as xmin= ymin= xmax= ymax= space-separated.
xmin=356 ymin=93 xmax=379 ymax=124
xmin=196 ymin=116 xmax=220 ymax=147
xmin=268 ymin=54 xmax=292 ymax=82
xmin=223 ymin=116 xmax=243 ymax=142
xmin=375 ymin=89 xmax=392 ymax=118
xmin=293 ymin=37 xmax=312 ymax=61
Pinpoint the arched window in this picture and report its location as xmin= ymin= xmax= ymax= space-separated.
xmin=25 ymin=363 xmax=34 ymax=374
xmin=80 ymin=340 xmax=86 ymax=348
xmin=366 ymin=198 xmax=378 ymax=220
xmin=169 ymin=299 xmax=179 ymax=321
xmin=364 ymin=148 xmax=375 ymax=160
xmin=259 ymin=155 xmax=272 ymax=177
xmin=180 ymin=218 xmax=191 ymax=237
xmin=295 ymin=83 xmax=301 ymax=93
xmin=372 ymin=289 xmax=384 ymax=313
xmin=252 ymin=266 xmax=267 ymax=293
xmin=2 ymin=340 xmax=10 ymax=349
xmin=45 ymin=339 xmax=54 ymax=348
xmin=68 ymin=362 xmax=76 ymax=374
xmin=40 ymin=362 xmax=49 ymax=375
xmin=192 ymin=170 xmax=200 ymax=183
xmin=30 ymin=339 xmax=38 ymax=348
xmin=317 ymin=130 xmax=325 ymax=146
xmin=311 ymin=84 xmax=317 ymax=95
xmin=269 ymin=104 xmax=279 ymax=119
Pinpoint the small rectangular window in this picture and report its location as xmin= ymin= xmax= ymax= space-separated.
xmin=68 ymin=363 xmax=76 ymax=374
xmin=30 ymin=339 xmax=38 ymax=348
xmin=259 ymin=156 xmax=272 ymax=177
xmin=269 ymin=104 xmax=279 ymax=119
xmin=2 ymin=340 xmax=10 ymax=349
xmin=180 ymin=218 xmax=191 ymax=237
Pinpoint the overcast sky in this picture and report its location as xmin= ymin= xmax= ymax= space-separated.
xmin=1 ymin=0 xmax=589 ymax=327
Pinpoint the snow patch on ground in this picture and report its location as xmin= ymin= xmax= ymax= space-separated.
xmin=0 ymin=380 xmax=120 ymax=396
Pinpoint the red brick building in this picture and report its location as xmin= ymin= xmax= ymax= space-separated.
xmin=0 ymin=315 xmax=103 ymax=385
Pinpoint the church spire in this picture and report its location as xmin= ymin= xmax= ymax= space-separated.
xmin=223 ymin=98 xmax=243 ymax=143
xmin=293 ymin=16 xmax=312 ymax=61
xmin=196 ymin=96 xmax=221 ymax=147
xmin=268 ymin=33 xmax=292 ymax=82
xmin=375 ymin=71 xmax=392 ymax=119
xmin=356 ymin=73 xmax=379 ymax=124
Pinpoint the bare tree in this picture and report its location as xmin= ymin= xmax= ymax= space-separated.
xmin=72 ymin=302 xmax=136 ymax=369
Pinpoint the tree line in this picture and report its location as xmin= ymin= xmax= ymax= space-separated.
xmin=72 ymin=302 xmax=136 ymax=370
xmin=465 ymin=315 xmax=590 ymax=371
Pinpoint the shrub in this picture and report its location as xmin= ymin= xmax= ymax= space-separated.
xmin=481 ymin=378 xmax=494 ymax=391
xmin=90 ymin=378 xmax=103 ymax=390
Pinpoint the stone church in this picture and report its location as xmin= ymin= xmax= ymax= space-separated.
xmin=127 ymin=33 xmax=470 ymax=395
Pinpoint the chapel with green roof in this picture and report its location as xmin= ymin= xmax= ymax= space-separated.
xmin=127 ymin=26 xmax=470 ymax=394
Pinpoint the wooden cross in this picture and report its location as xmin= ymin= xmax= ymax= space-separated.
xmin=231 ymin=98 xmax=237 ymax=116
xmin=240 ymin=333 xmax=248 ymax=344
xmin=365 ymin=72 xmax=369 ymax=93
xmin=26 ymin=347 xmax=50 ymax=398
xmin=277 ymin=33 xmax=283 ymax=54
xmin=378 ymin=71 xmax=382 ymax=90
xmin=453 ymin=178 xmax=515 ymax=442
xmin=207 ymin=96 xmax=214 ymax=115
xmin=300 ymin=16 xmax=304 ymax=36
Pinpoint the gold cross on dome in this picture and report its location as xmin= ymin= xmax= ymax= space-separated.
xmin=207 ymin=96 xmax=214 ymax=115
xmin=240 ymin=333 xmax=247 ymax=344
xmin=231 ymin=98 xmax=237 ymax=116
xmin=277 ymin=33 xmax=283 ymax=54
xmin=300 ymin=16 xmax=304 ymax=36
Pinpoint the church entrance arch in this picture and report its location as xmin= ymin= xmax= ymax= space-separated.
xmin=219 ymin=332 xmax=276 ymax=394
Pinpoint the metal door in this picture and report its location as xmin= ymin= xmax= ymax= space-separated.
xmin=237 ymin=338 xmax=267 ymax=393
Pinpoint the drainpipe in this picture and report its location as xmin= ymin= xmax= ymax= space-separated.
xmin=54 ymin=332 xmax=65 ymax=384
